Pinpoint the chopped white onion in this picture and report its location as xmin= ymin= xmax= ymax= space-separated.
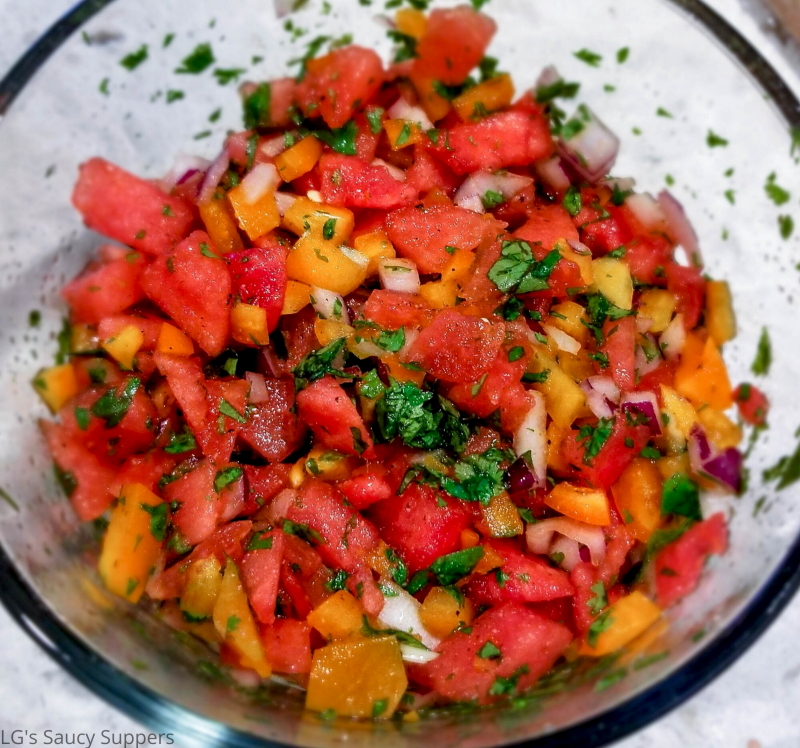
xmin=307 ymin=189 xmax=323 ymax=203
xmin=274 ymin=191 xmax=298 ymax=216
xmin=340 ymin=246 xmax=370 ymax=269
xmin=658 ymin=190 xmax=704 ymax=269
xmin=581 ymin=376 xmax=620 ymax=420
xmin=542 ymin=324 xmax=581 ymax=355
xmin=241 ymin=163 xmax=281 ymax=205
xmin=400 ymin=646 xmax=440 ymax=665
xmin=535 ymin=156 xmax=571 ymax=193
xmin=378 ymin=258 xmax=420 ymax=294
xmin=513 ymin=391 xmax=547 ymax=487
xmin=587 ymin=376 xmax=621 ymax=404
xmin=372 ymin=157 xmax=407 ymax=182
xmin=636 ymin=316 xmax=654 ymax=334
xmin=550 ymin=536 xmax=582 ymax=571
xmin=310 ymin=287 xmax=349 ymax=323
xmin=197 ymin=149 xmax=231 ymax=205
xmin=260 ymin=134 xmax=288 ymax=158
xmin=557 ymin=105 xmax=620 ymax=183
xmin=267 ymin=489 xmax=297 ymax=524
xmin=245 ymin=372 xmax=270 ymax=405
xmin=399 ymin=328 xmax=420 ymax=361
xmin=387 ymin=96 xmax=434 ymax=131
xmin=660 ymin=313 xmax=686 ymax=361
xmin=454 ymin=170 xmax=533 ymax=215
xmin=350 ymin=337 xmax=388 ymax=359
xmin=526 ymin=517 xmax=606 ymax=566
xmin=626 ymin=193 xmax=667 ymax=231
xmin=601 ymin=176 xmax=636 ymax=194
xmin=378 ymin=580 xmax=442 ymax=651
xmin=635 ymin=333 xmax=662 ymax=377
xmin=161 ymin=154 xmax=211 ymax=192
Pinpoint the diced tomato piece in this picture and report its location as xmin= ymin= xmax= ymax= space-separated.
xmin=385 ymin=204 xmax=491 ymax=274
xmin=338 ymin=466 xmax=393 ymax=510
xmin=318 ymin=154 xmax=418 ymax=209
xmin=626 ymin=238 xmax=672 ymax=287
xmin=227 ymin=243 xmax=288 ymax=334
xmin=297 ymin=46 xmax=385 ymax=129
xmin=569 ymin=561 xmax=597 ymax=634
xmin=578 ymin=205 xmax=633 ymax=255
xmin=353 ymin=112 xmax=381 ymax=162
xmin=423 ymin=602 xmax=572 ymax=704
xmin=140 ymin=231 xmax=232 ymax=357
xmin=280 ymin=562 xmax=314 ymax=618
xmin=242 ymin=464 xmax=292 ymax=516
xmin=413 ymin=7 xmax=496 ymax=85
xmin=367 ymin=482 xmax=470 ymax=573
xmin=153 ymin=354 xmax=208 ymax=433
xmin=266 ymin=77 xmax=299 ymax=129
xmin=602 ymin=316 xmax=637 ymax=392
xmin=655 ymin=513 xmax=728 ymax=608
xmin=196 ymin=379 xmax=250 ymax=464
xmin=515 ymin=204 xmax=579 ymax=251
xmin=408 ymin=310 xmax=505 ymax=383
xmin=426 ymin=111 xmax=554 ymax=175
xmin=448 ymin=352 xmax=526 ymax=419
xmin=734 ymin=383 xmax=769 ymax=427
xmin=109 ymin=450 xmax=178 ymax=496
xmin=295 ymin=376 xmax=375 ymax=458
xmin=405 ymin=147 xmax=460 ymax=197
xmin=494 ymin=183 xmax=536 ymax=232
xmin=72 ymin=158 xmax=194 ymax=255
xmin=666 ymin=263 xmax=706 ymax=330
xmin=465 ymin=539 xmax=575 ymax=605
xmin=260 ymin=619 xmax=312 ymax=674
xmin=164 ymin=459 xmax=228 ymax=546
xmin=41 ymin=421 xmax=116 ymax=521
xmin=269 ymin=306 xmax=319 ymax=378
xmin=635 ymin=359 xmax=677 ymax=395
xmin=239 ymin=378 xmax=306 ymax=463
xmin=97 ymin=314 xmax=163 ymax=350
xmin=597 ymin=524 xmax=636 ymax=586
xmin=242 ymin=528 xmax=286 ymax=625
xmin=61 ymin=251 xmax=146 ymax=324
xmin=364 ymin=289 xmax=432 ymax=330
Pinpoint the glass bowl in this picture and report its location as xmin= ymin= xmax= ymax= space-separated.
xmin=1 ymin=0 xmax=799 ymax=746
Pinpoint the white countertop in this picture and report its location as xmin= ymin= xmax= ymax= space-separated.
xmin=1 ymin=1 xmax=799 ymax=746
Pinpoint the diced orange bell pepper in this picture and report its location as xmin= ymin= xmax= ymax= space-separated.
xmin=546 ymin=422 xmax=572 ymax=474
xmin=98 ymin=483 xmax=166 ymax=603
xmin=354 ymin=231 xmax=396 ymax=276
xmin=213 ymin=559 xmax=272 ymax=678
xmin=156 ymin=322 xmax=194 ymax=356
xmin=410 ymin=71 xmax=451 ymax=123
xmin=674 ymin=333 xmax=733 ymax=411
xmin=307 ymin=590 xmax=365 ymax=640
xmin=181 ymin=556 xmax=223 ymax=621
xmin=384 ymin=119 xmax=424 ymax=150
xmin=32 ymin=363 xmax=79 ymax=414
xmin=275 ymin=136 xmax=324 ymax=183
xmin=441 ymin=249 xmax=475 ymax=283
xmin=419 ymin=280 xmax=458 ymax=309
xmin=705 ymin=280 xmax=737 ymax=346
xmin=102 ymin=324 xmax=144 ymax=371
xmin=544 ymin=483 xmax=611 ymax=526
xmin=460 ymin=528 xmax=481 ymax=549
xmin=303 ymin=448 xmax=357 ymax=482
xmin=638 ymin=289 xmax=676 ymax=333
xmin=473 ymin=543 xmax=505 ymax=575
xmin=228 ymin=169 xmax=281 ymax=241
xmin=283 ymin=197 xmax=355 ymax=243
xmin=306 ymin=635 xmax=408 ymax=719
xmin=395 ymin=8 xmax=427 ymax=39
xmin=452 ymin=74 xmax=515 ymax=121
xmin=231 ymin=303 xmax=270 ymax=346
xmin=286 ymin=236 xmax=368 ymax=296
xmin=419 ymin=586 xmax=474 ymax=639
xmin=579 ymin=591 xmax=662 ymax=656
xmin=282 ymin=280 xmax=312 ymax=315
xmin=382 ymin=354 xmax=426 ymax=387
xmin=611 ymin=459 xmax=663 ymax=542
xmin=198 ymin=198 xmax=245 ymax=254
xmin=657 ymin=453 xmax=691 ymax=481
xmin=478 ymin=492 xmax=524 ymax=538
xmin=71 ymin=323 xmax=99 ymax=354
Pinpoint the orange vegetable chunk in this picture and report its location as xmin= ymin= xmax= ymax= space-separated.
xmin=579 ymin=591 xmax=662 ymax=656
xmin=544 ymin=483 xmax=611 ymax=526
xmin=611 ymin=459 xmax=664 ymax=542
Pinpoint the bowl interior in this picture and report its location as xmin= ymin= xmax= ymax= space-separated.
xmin=1 ymin=0 xmax=799 ymax=746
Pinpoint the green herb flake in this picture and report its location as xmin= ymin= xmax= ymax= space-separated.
xmin=430 ymin=546 xmax=484 ymax=586
xmin=372 ymin=698 xmax=389 ymax=718
xmin=74 ymin=406 xmax=91 ymax=431
xmin=765 ymin=172 xmax=791 ymax=206
xmin=633 ymin=651 xmax=669 ymax=670
xmin=594 ymin=668 xmax=627 ymax=692
xmin=120 ymin=45 xmax=149 ymax=71
xmin=656 ymin=107 xmax=673 ymax=119
xmin=706 ymin=130 xmax=728 ymax=148
xmin=477 ymin=641 xmax=502 ymax=660
xmin=213 ymin=68 xmax=246 ymax=86
xmin=99 ymin=78 xmax=110 ymax=95
xmin=366 ymin=106 xmax=385 ymax=135
xmin=312 ymin=120 xmax=359 ymax=156
xmin=752 ymin=327 xmax=772 ymax=376
xmin=779 ymin=215 xmax=794 ymax=240
xmin=577 ymin=417 xmax=614 ymax=465
xmin=587 ymin=610 xmax=614 ymax=648
xmin=482 ymin=190 xmax=505 ymax=210
xmin=563 ymin=185 xmax=582 ymax=217
xmin=247 ymin=531 xmax=274 ymax=551
xmin=125 ymin=578 xmax=139 ymax=597
xmin=219 ymin=399 xmax=247 ymax=424
xmin=322 ymin=218 xmax=337 ymax=241
xmin=574 ymin=48 xmax=603 ymax=67
xmin=294 ymin=338 xmax=356 ymax=390
xmin=587 ymin=581 xmax=607 ymax=617
xmin=508 ymin=346 xmax=525 ymax=363
xmin=91 ymin=378 xmax=141 ymax=428
xmin=282 ymin=519 xmax=326 ymax=545
xmin=214 ymin=466 xmax=244 ymax=493
xmin=487 ymin=240 xmax=560 ymax=294
xmin=176 ymin=43 xmax=216 ymax=74
xmin=243 ymin=83 xmax=273 ymax=130
xmin=0 ymin=487 xmax=19 ymax=512
xmin=141 ymin=503 xmax=169 ymax=542
xmin=226 ymin=615 xmax=241 ymax=633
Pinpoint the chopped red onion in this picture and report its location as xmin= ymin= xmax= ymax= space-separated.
xmin=258 ymin=348 xmax=281 ymax=378
xmin=557 ymin=105 xmax=620 ymax=183
xmin=197 ymin=148 xmax=230 ymax=205
xmin=535 ymin=156 xmax=571 ymax=193
xmin=454 ymin=170 xmax=533 ymax=214
xmin=658 ymin=190 xmax=704 ymax=269
xmin=621 ymin=392 xmax=662 ymax=436
xmin=689 ymin=424 xmax=713 ymax=464
xmin=161 ymin=154 xmax=211 ymax=193
xmin=703 ymin=449 xmax=743 ymax=493
xmin=388 ymin=96 xmax=434 ymax=131
xmin=550 ymin=536 xmax=582 ymax=571
xmin=245 ymin=372 xmax=270 ymax=404
xmin=660 ymin=313 xmax=686 ymax=361
xmin=579 ymin=545 xmax=591 ymax=563
xmin=625 ymin=193 xmax=667 ymax=231
xmin=508 ymin=457 xmax=536 ymax=495
xmin=379 ymin=258 xmax=420 ymax=294
xmin=260 ymin=134 xmax=287 ymax=158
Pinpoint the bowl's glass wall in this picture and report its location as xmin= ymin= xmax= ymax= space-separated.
xmin=0 ymin=0 xmax=799 ymax=746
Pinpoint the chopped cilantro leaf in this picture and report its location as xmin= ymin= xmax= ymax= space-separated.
xmin=587 ymin=581 xmax=607 ymax=616
xmin=779 ymin=215 xmax=794 ymax=240
xmin=430 ymin=547 xmax=484 ymax=586
xmin=487 ymin=240 xmax=560 ymax=294
xmin=765 ymin=172 xmax=791 ymax=206
xmin=120 ymin=45 xmax=148 ymax=71
xmin=164 ymin=428 xmax=197 ymax=454
xmin=616 ymin=47 xmax=630 ymax=63
xmin=243 ymin=83 xmax=272 ymax=129
xmin=706 ymin=130 xmax=728 ymax=148
xmin=477 ymin=641 xmax=502 ymax=660
xmin=577 ymin=417 xmax=614 ymax=465
xmin=247 ymin=531 xmax=274 ymax=551
xmin=293 ymin=338 xmax=356 ymax=390
xmin=141 ymin=503 xmax=169 ymax=542
xmin=90 ymin=378 xmax=140 ymax=428
xmin=563 ymin=185 xmax=582 ymax=217
xmin=214 ymin=467 xmax=243 ymax=493
xmin=661 ymin=474 xmax=701 ymax=520
xmin=587 ymin=610 xmax=614 ymax=648
xmin=282 ymin=519 xmax=326 ymax=545
xmin=752 ymin=328 xmax=772 ymax=376
xmin=312 ymin=120 xmax=359 ymax=156
xmin=175 ymin=43 xmax=215 ymax=74
xmin=574 ymin=48 xmax=603 ymax=67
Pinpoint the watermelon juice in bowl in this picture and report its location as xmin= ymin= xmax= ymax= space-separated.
xmin=1 ymin=0 xmax=799 ymax=746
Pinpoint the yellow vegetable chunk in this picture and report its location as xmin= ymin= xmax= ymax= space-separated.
xmin=611 ymin=459 xmax=663 ymax=542
xmin=410 ymin=71 xmax=451 ymax=123
xmin=544 ymin=483 xmax=611 ymax=526
xmin=441 ymin=249 xmax=475 ymax=283
xmin=156 ymin=322 xmax=194 ymax=356
xmin=419 ymin=280 xmax=458 ymax=309
xmin=304 ymin=449 xmax=357 ymax=482
xmin=383 ymin=354 xmax=426 ymax=387
xmin=705 ymin=280 xmax=737 ymax=346
xmin=660 ymin=385 xmax=698 ymax=451
xmin=286 ymin=236 xmax=368 ymax=296
xmin=71 ymin=323 xmax=100 ymax=355
xmin=579 ymin=592 xmax=662 ymax=656
xmin=530 ymin=348 xmax=587 ymax=429
xmin=419 ymin=586 xmax=474 ymax=639
xmin=698 ymin=407 xmax=742 ymax=451
xmin=228 ymin=172 xmax=281 ymax=241
xmin=231 ymin=303 xmax=270 ymax=346
xmin=180 ymin=556 xmax=223 ymax=621
xmin=452 ymin=74 xmax=515 ymax=121
xmin=282 ymin=280 xmax=312 ymax=315
xmin=384 ymin=119 xmax=424 ymax=150
xmin=275 ymin=136 xmax=324 ymax=183
xmin=289 ymin=460 xmax=307 ymax=489
xmin=102 ymin=324 xmax=144 ymax=371
xmin=557 ymin=240 xmax=593 ymax=286
xmin=314 ymin=318 xmax=354 ymax=347
xmin=306 ymin=635 xmax=408 ymax=719
xmin=547 ymin=301 xmax=589 ymax=345
xmin=283 ymin=197 xmax=354 ymax=243
xmin=213 ymin=559 xmax=271 ymax=678
xmin=354 ymin=231 xmax=396 ymax=276
xmin=478 ymin=492 xmax=524 ymax=538
xmin=32 ymin=363 xmax=79 ymax=413
xmin=198 ymin=198 xmax=245 ymax=254
xmin=674 ymin=335 xmax=733 ymax=411
xmin=592 ymin=257 xmax=633 ymax=310
xmin=638 ymin=289 xmax=676 ymax=333
xmin=395 ymin=7 xmax=427 ymax=38
xmin=657 ymin=453 xmax=691 ymax=482
xmin=307 ymin=590 xmax=365 ymax=640
xmin=98 ymin=483 xmax=165 ymax=603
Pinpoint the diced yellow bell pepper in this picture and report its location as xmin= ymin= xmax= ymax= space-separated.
xmin=384 ymin=119 xmax=424 ymax=150
xmin=283 ymin=197 xmax=355 ymax=243
xmin=657 ymin=453 xmax=691 ymax=482
xmin=180 ymin=556 xmax=223 ymax=621
xmin=579 ymin=591 xmax=662 ymax=657
xmin=32 ymin=363 xmax=79 ymax=413
xmin=592 ymin=257 xmax=633 ymax=310
xmin=410 ymin=71 xmax=451 ymax=123
xmin=452 ymin=74 xmax=515 ymax=121
xmin=558 ymin=350 xmax=596 ymax=382
xmin=307 ymin=590 xmax=365 ymax=640
xmin=547 ymin=301 xmax=589 ymax=345
xmin=705 ymin=280 xmax=736 ymax=347
xmin=98 ymin=483 xmax=165 ymax=603
xmin=530 ymin=347 xmax=587 ymax=429
xmin=611 ymin=459 xmax=663 ymax=542
xmin=289 ymin=460 xmax=307 ymax=489
xmin=659 ymin=384 xmax=698 ymax=452
xmin=231 ymin=303 xmax=270 ymax=347
xmin=544 ymin=483 xmax=611 ymax=526
xmin=638 ymin=289 xmax=676 ymax=333
xmin=674 ymin=334 xmax=733 ymax=411
xmin=275 ymin=136 xmax=324 ymax=183
xmin=102 ymin=324 xmax=144 ymax=371
xmin=473 ymin=543 xmax=505 ymax=575
xmin=419 ymin=280 xmax=458 ymax=309
xmin=354 ymin=231 xmax=396 ymax=276
xmin=156 ymin=322 xmax=194 ymax=356
xmin=557 ymin=240 xmax=593 ymax=287
xmin=286 ymin=236 xmax=368 ymax=296
xmin=478 ymin=492 xmax=524 ymax=538
xmin=698 ymin=407 xmax=742 ymax=451
xmin=306 ymin=635 xmax=408 ymax=719
xmin=199 ymin=198 xmax=245 ymax=254
xmin=395 ymin=7 xmax=427 ymax=38
xmin=419 ymin=587 xmax=474 ymax=639
xmin=282 ymin=280 xmax=312 ymax=315
xmin=213 ymin=559 xmax=272 ymax=678
xmin=364 ymin=540 xmax=394 ymax=578
xmin=441 ymin=249 xmax=475 ymax=283
xmin=304 ymin=449 xmax=357 ymax=481
xmin=314 ymin=318 xmax=354 ymax=347
xmin=71 ymin=323 xmax=99 ymax=355
xmin=228 ymin=179 xmax=281 ymax=241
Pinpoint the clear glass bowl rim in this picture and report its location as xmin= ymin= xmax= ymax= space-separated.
xmin=1 ymin=1 xmax=800 ymax=746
